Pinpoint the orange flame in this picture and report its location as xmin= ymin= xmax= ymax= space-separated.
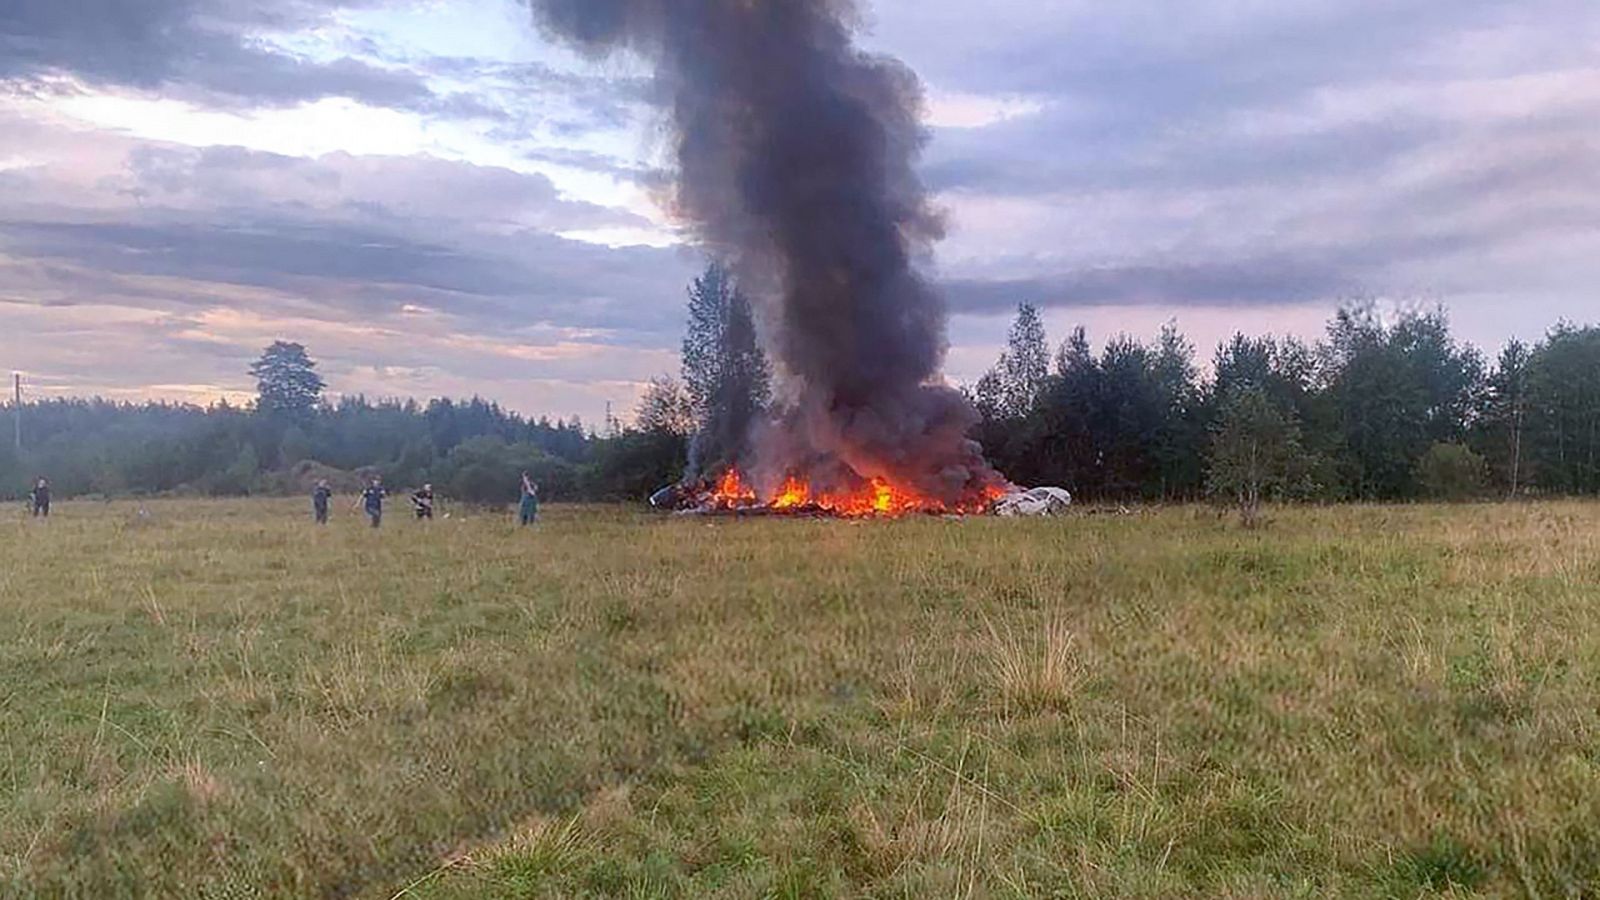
xmin=706 ymin=468 xmax=1005 ymax=517
xmin=772 ymin=476 xmax=810 ymax=509
xmin=713 ymin=468 xmax=758 ymax=507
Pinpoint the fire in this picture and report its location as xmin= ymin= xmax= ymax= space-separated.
xmin=715 ymin=468 xmax=758 ymax=504
xmin=772 ymin=476 xmax=810 ymax=509
xmin=704 ymin=468 xmax=1005 ymax=517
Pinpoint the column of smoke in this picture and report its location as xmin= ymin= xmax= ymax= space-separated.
xmin=529 ymin=0 xmax=1008 ymax=504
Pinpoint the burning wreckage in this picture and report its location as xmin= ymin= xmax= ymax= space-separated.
xmin=651 ymin=472 xmax=1072 ymax=519
xmin=530 ymin=0 xmax=1069 ymax=518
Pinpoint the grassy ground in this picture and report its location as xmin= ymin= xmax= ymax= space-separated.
xmin=2 ymin=499 xmax=1599 ymax=898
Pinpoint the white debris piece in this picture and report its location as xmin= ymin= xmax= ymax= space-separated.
xmin=992 ymin=486 xmax=1074 ymax=517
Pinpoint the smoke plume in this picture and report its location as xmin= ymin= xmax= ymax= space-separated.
xmin=529 ymin=0 xmax=1007 ymax=503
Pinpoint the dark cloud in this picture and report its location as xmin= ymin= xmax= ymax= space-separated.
xmin=879 ymin=0 xmax=1600 ymax=319
xmin=943 ymin=259 xmax=1352 ymax=314
xmin=0 ymin=120 xmax=697 ymax=354
xmin=3 ymin=0 xmax=1599 ymax=411
xmin=0 ymin=215 xmax=691 ymax=337
xmin=117 ymin=144 xmax=646 ymax=233
xmin=0 ymin=0 xmax=464 ymax=113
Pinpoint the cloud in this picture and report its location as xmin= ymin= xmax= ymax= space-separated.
xmin=0 ymin=107 xmax=699 ymax=421
xmin=4 ymin=0 xmax=1600 ymax=417
xmin=0 ymin=0 xmax=455 ymax=111
xmin=875 ymin=0 xmax=1600 ymax=327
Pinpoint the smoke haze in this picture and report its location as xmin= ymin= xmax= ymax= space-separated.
xmin=528 ymin=0 xmax=1006 ymax=502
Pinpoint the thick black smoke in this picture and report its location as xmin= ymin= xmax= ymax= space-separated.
xmin=529 ymin=0 xmax=1007 ymax=503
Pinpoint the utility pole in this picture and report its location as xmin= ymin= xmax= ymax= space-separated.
xmin=11 ymin=372 xmax=19 ymax=453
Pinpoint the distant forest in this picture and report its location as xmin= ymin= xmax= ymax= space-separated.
xmin=3 ymin=269 xmax=1598 ymax=505
xmin=971 ymin=302 xmax=1600 ymax=503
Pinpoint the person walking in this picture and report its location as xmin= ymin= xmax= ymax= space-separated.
xmin=29 ymin=477 xmax=50 ymax=518
xmin=359 ymin=477 xmax=386 ymax=529
xmin=312 ymin=479 xmax=333 ymax=524
xmin=411 ymin=483 xmax=435 ymax=521
xmin=518 ymin=472 xmax=539 ymax=526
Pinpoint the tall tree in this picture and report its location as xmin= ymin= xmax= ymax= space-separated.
xmin=1477 ymin=339 xmax=1533 ymax=496
xmin=1213 ymin=333 xmax=1318 ymax=420
xmin=1011 ymin=326 xmax=1100 ymax=491
xmin=975 ymin=303 xmax=1051 ymax=421
xmin=635 ymin=376 xmax=697 ymax=436
xmin=1001 ymin=303 xmax=1051 ymax=418
xmin=1149 ymin=322 xmax=1204 ymax=498
xmin=1096 ymin=335 xmax=1166 ymax=498
xmin=680 ymin=263 xmax=771 ymax=472
xmin=1321 ymin=304 xmax=1483 ymax=498
xmin=1526 ymin=324 xmax=1600 ymax=494
xmin=249 ymin=342 xmax=325 ymax=418
xmin=1208 ymin=387 xmax=1311 ymax=528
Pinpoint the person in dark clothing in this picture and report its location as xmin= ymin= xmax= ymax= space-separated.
xmin=411 ymin=484 xmax=435 ymax=520
xmin=29 ymin=477 xmax=50 ymax=518
xmin=359 ymin=477 xmax=385 ymax=528
xmin=312 ymin=479 xmax=333 ymax=524
xmin=518 ymin=472 xmax=539 ymax=526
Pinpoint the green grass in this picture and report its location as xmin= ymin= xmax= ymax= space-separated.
xmin=3 ymin=499 xmax=1600 ymax=898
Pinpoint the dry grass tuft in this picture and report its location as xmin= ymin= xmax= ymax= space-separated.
xmin=984 ymin=617 xmax=1086 ymax=715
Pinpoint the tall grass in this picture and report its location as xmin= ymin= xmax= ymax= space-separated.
xmin=2 ymin=499 xmax=1599 ymax=897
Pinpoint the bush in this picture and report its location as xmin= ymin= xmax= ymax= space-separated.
xmin=581 ymin=431 xmax=686 ymax=502
xmin=1206 ymin=387 xmax=1313 ymax=528
xmin=1415 ymin=443 xmax=1487 ymax=500
xmin=430 ymin=436 xmax=578 ymax=505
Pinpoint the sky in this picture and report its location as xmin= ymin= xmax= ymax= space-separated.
xmin=2 ymin=0 xmax=1597 ymax=424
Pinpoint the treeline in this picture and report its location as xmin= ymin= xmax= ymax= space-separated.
xmin=6 ymin=272 xmax=1598 ymax=507
xmin=0 ymin=267 xmax=762 ymax=507
xmin=0 ymin=395 xmax=684 ymax=504
xmin=972 ymin=303 xmax=1600 ymax=502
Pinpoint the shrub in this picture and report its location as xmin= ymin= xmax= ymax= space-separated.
xmin=1415 ymin=442 xmax=1487 ymax=500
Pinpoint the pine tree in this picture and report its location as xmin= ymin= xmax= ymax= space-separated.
xmin=977 ymin=303 xmax=1050 ymax=420
xmin=999 ymin=303 xmax=1050 ymax=417
xmin=1480 ymin=340 xmax=1532 ymax=496
xmin=249 ymin=342 xmax=325 ymax=418
xmin=679 ymin=263 xmax=771 ymax=471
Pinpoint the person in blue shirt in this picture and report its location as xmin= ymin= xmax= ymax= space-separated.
xmin=359 ymin=477 xmax=386 ymax=529
xmin=312 ymin=479 xmax=333 ymax=524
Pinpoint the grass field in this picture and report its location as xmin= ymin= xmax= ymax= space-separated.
xmin=3 ymin=499 xmax=1600 ymax=898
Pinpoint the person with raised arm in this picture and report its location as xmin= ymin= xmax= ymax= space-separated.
xmin=518 ymin=472 xmax=539 ymax=526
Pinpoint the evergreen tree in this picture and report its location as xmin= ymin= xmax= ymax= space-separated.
xmin=1526 ymin=324 xmax=1600 ymax=494
xmin=975 ymin=303 xmax=1051 ymax=421
xmin=249 ymin=342 xmax=325 ymax=417
xmin=679 ymin=263 xmax=772 ymax=472
xmin=1321 ymin=304 xmax=1483 ymax=498
xmin=1477 ymin=340 xmax=1532 ymax=496
xmin=1150 ymin=322 xmax=1204 ymax=498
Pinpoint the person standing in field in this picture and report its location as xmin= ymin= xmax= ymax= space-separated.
xmin=312 ymin=479 xmax=333 ymax=525
xmin=29 ymin=477 xmax=50 ymax=518
xmin=359 ymin=477 xmax=386 ymax=529
xmin=411 ymin=483 xmax=435 ymax=521
xmin=519 ymin=472 xmax=539 ymax=526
